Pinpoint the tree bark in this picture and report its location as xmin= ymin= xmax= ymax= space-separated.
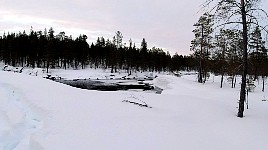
xmin=46 ymin=60 xmax=49 ymax=73
xmin=231 ymin=75 xmax=234 ymax=88
xmin=198 ymin=25 xmax=204 ymax=83
xmin=220 ymin=43 xmax=225 ymax=88
xmin=262 ymin=76 xmax=265 ymax=92
xmin=238 ymin=0 xmax=248 ymax=118
xmin=220 ymin=74 xmax=224 ymax=88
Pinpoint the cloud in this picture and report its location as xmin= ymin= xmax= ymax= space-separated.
xmin=2 ymin=0 xmax=267 ymax=55
xmin=0 ymin=14 xmax=53 ymax=26
xmin=0 ymin=0 xmax=205 ymax=54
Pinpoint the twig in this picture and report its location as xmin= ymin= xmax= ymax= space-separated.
xmin=122 ymin=100 xmax=152 ymax=108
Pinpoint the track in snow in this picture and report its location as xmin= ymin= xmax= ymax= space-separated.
xmin=0 ymin=83 xmax=43 ymax=150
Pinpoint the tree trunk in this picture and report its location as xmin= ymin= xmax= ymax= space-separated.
xmin=237 ymin=0 xmax=248 ymax=118
xmin=220 ymin=45 xmax=225 ymax=88
xmin=64 ymin=58 xmax=67 ymax=70
xmin=234 ymin=75 xmax=237 ymax=88
xmin=220 ymin=73 xmax=224 ymax=88
xmin=254 ymin=66 xmax=258 ymax=81
xmin=198 ymin=25 xmax=204 ymax=83
xmin=262 ymin=76 xmax=265 ymax=92
xmin=231 ymin=75 xmax=234 ymax=88
xmin=111 ymin=65 xmax=114 ymax=73
xmin=46 ymin=61 xmax=49 ymax=73
xmin=198 ymin=67 xmax=203 ymax=83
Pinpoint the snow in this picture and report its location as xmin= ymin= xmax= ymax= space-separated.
xmin=0 ymin=67 xmax=268 ymax=150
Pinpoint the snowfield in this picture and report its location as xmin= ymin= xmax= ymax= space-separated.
xmin=0 ymin=68 xmax=268 ymax=150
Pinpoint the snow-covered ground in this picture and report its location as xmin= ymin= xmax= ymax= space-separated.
xmin=0 ymin=66 xmax=268 ymax=150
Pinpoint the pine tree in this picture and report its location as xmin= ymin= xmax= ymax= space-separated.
xmin=140 ymin=38 xmax=148 ymax=71
xmin=248 ymin=26 xmax=266 ymax=80
xmin=190 ymin=12 xmax=214 ymax=83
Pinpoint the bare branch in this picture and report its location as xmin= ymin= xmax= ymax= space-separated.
xmin=248 ymin=8 xmax=268 ymax=19
xmin=248 ymin=22 xmax=268 ymax=33
xmin=230 ymin=0 xmax=242 ymax=9
xmin=202 ymin=0 xmax=214 ymax=8
xmin=214 ymin=21 xmax=243 ymax=30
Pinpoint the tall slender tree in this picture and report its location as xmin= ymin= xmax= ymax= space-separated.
xmin=191 ymin=12 xmax=214 ymax=83
xmin=140 ymin=38 xmax=148 ymax=71
xmin=248 ymin=26 xmax=267 ymax=80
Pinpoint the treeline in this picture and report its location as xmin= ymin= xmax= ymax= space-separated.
xmin=0 ymin=28 xmax=194 ymax=73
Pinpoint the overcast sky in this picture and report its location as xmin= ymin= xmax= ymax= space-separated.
xmin=0 ymin=0 xmax=267 ymax=55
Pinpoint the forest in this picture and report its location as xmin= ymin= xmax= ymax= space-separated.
xmin=0 ymin=20 xmax=267 ymax=79
xmin=0 ymin=28 xmax=195 ymax=73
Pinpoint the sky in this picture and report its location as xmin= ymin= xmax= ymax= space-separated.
xmin=0 ymin=0 xmax=267 ymax=55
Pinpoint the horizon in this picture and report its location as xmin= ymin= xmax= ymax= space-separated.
xmin=1 ymin=0 xmax=267 ymax=55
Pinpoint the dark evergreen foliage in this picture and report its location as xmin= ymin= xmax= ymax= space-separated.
xmin=0 ymin=28 xmax=193 ymax=72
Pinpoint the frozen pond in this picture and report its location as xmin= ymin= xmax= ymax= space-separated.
xmin=55 ymin=79 xmax=163 ymax=94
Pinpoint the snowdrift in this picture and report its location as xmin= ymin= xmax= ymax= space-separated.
xmin=0 ymin=69 xmax=268 ymax=150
